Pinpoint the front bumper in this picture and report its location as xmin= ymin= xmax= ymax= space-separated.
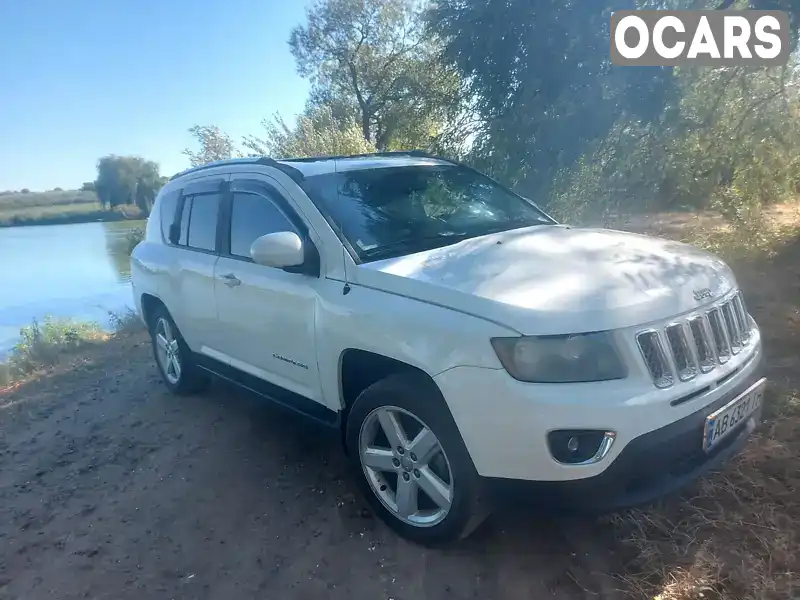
xmin=434 ymin=333 xmax=763 ymax=483
xmin=485 ymin=362 xmax=765 ymax=513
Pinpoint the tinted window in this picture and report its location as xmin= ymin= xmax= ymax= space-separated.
xmin=178 ymin=197 xmax=191 ymax=246
xmin=186 ymin=193 xmax=220 ymax=251
xmin=230 ymin=192 xmax=296 ymax=258
xmin=300 ymin=164 xmax=552 ymax=262
xmin=159 ymin=190 xmax=180 ymax=242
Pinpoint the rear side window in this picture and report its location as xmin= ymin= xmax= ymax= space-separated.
xmin=186 ymin=193 xmax=221 ymax=251
xmin=159 ymin=190 xmax=180 ymax=242
xmin=229 ymin=192 xmax=296 ymax=259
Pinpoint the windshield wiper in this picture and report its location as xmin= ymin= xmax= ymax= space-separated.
xmin=360 ymin=232 xmax=473 ymax=259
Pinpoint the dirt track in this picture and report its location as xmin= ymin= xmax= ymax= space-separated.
xmin=0 ymin=332 xmax=626 ymax=600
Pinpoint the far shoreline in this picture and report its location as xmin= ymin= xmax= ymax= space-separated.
xmin=0 ymin=207 xmax=146 ymax=229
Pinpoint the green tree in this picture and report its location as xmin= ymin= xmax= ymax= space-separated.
xmin=243 ymin=105 xmax=376 ymax=158
xmin=182 ymin=125 xmax=240 ymax=167
xmin=94 ymin=156 xmax=164 ymax=213
xmin=289 ymin=0 xmax=464 ymax=151
xmin=80 ymin=181 xmax=96 ymax=192
xmin=429 ymin=0 xmax=800 ymax=203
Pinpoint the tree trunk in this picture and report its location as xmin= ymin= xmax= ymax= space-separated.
xmin=362 ymin=111 xmax=372 ymax=143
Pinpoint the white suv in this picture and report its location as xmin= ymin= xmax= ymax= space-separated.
xmin=131 ymin=152 xmax=766 ymax=544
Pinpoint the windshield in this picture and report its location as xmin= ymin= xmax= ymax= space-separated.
xmin=300 ymin=164 xmax=554 ymax=262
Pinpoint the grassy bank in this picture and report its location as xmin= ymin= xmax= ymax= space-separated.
xmin=0 ymin=311 xmax=142 ymax=389
xmin=0 ymin=188 xmax=145 ymax=227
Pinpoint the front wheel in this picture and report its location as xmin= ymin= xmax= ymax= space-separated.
xmin=346 ymin=372 xmax=488 ymax=545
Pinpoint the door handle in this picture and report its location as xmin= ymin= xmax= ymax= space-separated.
xmin=220 ymin=273 xmax=241 ymax=288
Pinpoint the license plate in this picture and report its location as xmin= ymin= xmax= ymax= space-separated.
xmin=703 ymin=378 xmax=766 ymax=452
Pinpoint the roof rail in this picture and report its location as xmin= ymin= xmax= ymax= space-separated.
xmin=280 ymin=149 xmax=446 ymax=163
xmin=169 ymin=156 xmax=305 ymax=183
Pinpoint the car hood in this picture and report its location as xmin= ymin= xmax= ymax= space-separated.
xmin=353 ymin=225 xmax=737 ymax=335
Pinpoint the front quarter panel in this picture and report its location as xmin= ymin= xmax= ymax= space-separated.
xmin=316 ymin=283 xmax=517 ymax=410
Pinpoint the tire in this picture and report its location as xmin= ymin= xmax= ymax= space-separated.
xmin=345 ymin=372 xmax=489 ymax=545
xmin=148 ymin=305 xmax=209 ymax=395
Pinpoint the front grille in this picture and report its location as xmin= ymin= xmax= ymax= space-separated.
xmin=636 ymin=291 xmax=754 ymax=389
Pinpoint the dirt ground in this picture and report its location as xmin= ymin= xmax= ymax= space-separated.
xmin=0 ymin=333 xmax=627 ymax=600
xmin=1 ymin=216 xmax=798 ymax=600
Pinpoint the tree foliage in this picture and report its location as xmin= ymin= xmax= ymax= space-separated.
xmin=94 ymin=156 xmax=165 ymax=213
xmin=290 ymin=0 xmax=465 ymax=150
xmin=178 ymin=0 xmax=800 ymax=235
xmin=243 ymin=105 xmax=376 ymax=158
xmin=428 ymin=0 xmax=800 ymax=224
xmin=182 ymin=125 xmax=240 ymax=167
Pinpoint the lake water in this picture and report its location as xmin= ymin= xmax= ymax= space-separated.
xmin=0 ymin=220 xmax=146 ymax=358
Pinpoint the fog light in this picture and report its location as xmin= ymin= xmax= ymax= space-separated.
xmin=548 ymin=430 xmax=616 ymax=465
xmin=567 ymin=436 xmax=580 ymax=453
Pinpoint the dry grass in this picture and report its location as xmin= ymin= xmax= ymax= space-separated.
xmin=608 ymin=202 xmax=800 ymax=600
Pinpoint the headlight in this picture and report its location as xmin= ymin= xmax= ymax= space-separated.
xmin=490 ymin=332 xmax=626 ymax=383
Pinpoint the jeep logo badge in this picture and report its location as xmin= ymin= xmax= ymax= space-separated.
xmin=693 ymin=288 xmax=713 ymax=301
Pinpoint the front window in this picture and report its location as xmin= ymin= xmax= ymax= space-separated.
xmin=301 ymin=164 xmax=554 ymax=262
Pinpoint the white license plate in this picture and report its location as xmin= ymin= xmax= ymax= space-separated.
xmin=703 ymin=378 xmax=766 ymax=452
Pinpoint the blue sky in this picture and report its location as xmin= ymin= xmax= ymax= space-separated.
xmin=0 ymin=0 xmax=313 ymax=191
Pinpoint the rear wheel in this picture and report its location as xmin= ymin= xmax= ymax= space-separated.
xmin=149 ymin=306 xmax=208 ymax=395
xmin=346 ymin=372 xmax=488 ymax=545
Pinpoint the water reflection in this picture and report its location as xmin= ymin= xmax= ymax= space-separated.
xmin=0 ymin=220 xmax=146 ymax=357
xmin=102 ymin=220 xmax=143 ymax=283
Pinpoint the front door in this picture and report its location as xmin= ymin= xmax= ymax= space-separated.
xmin=212 ymin=176 xmax=324 ymax=406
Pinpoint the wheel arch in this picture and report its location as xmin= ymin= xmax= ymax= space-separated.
xmin=140 ymin=293 xmax=167 ymax=329
xmin=337 ymin=348 xmax=452 ymax=453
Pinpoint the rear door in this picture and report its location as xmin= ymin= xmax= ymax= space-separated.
xmin=211 ymin=176 xmax=324 ymax=405
xmin=161 ymin=177 xmax=226 ymax=352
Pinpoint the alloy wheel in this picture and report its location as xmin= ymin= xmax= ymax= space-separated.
xmin=358 ymin=405 xmax=454 ymax=527
xmin=154 ymin=317 xmax=182 ymax=385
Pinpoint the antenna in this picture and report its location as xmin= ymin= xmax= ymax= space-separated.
xmin=333 ymin=158 xmax=351 ymax=296
xmin=342 ymin=245 xmax=351 ymax=295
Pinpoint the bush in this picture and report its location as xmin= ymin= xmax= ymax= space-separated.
xmin=546 ymin=64 xmax=800 ymax=231
xmin=107 ymin=308 xmax=143 ymax=334
xmin=1 ymin=317 xmax=106 ymax=384
xmin=125 ymin=226 xmax=145 ymax=254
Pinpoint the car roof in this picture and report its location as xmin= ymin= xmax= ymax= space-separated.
xmin=168 ymin=152 xmax=455 ymax=183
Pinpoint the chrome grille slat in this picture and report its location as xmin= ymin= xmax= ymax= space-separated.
xmin=721 ymin=301 xmax=742 ymax=353
xmin=636 ymin=330 xmax=674 ymax=389
xmin=665 ymin=323 xmax=697 ymax=381
xmin=637 ymin=290 xmax=755 ymax=388
xmin=707 ymin=307 xmax=732 ymax=363
xmin=688 ymin=315 xmax=715 ymax=373
xmin=733 ymin=293 xmax=751 ymax=342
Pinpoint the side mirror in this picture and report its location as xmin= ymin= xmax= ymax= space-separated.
xmin=250 ymin=231 xmax=305 ymax=268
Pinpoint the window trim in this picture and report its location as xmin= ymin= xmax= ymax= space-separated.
xmin=164 ymin=178 xmax=227 ymax=255
xmin=219 ymin=179 xmax=318 ymax=274
xmin=158 ymin=189 xmax=182 ymax=245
